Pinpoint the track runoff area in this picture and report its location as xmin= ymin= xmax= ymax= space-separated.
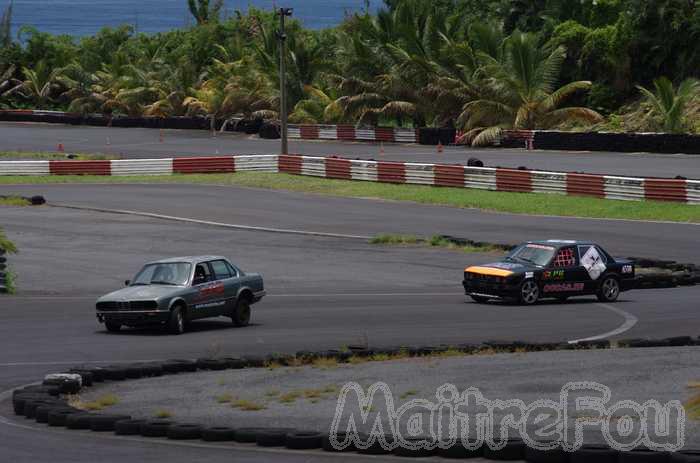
xmin=2 ymin=131 xmax=700 ymax=462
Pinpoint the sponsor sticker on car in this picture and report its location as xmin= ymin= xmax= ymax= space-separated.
xmin=580 ymin=246 xmax=606 ymax=280
xmin=544 ymin=283 xmax=584 ymax=293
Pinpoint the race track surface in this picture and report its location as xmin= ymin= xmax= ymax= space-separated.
xmin=1 ymin=178 xmax=699 ymax=461
xmin=1 ymin=121 xmax=699 ymax=178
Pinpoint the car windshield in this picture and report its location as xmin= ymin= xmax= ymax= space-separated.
xmin=131 ymin=263 xmax=191 ymax=286
xmin=507 ymin=244 xmax=556 ymax=267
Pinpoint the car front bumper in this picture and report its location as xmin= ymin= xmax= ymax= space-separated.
xmin=463 ymin=280 xmax=521 ymax=299
xmin=97 ymin=310 xmax=170 ymax=325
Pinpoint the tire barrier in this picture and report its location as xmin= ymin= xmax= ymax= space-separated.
xmin=5 ymin=109 xmax=700 ymax=154
xmin=1 ymin=154 xmax=699 ymax=204
xmin=11 ymin=343 xmax=700 ymax=462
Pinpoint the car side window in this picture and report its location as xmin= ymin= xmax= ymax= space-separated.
xmin=552 ymin=247 xmax=577 ymax=268
xmin=193 ymin=263 xmax=212 ymax=285
xmin=225 ymin=261 xmax=239 ymax=278
xmin=210 ymin=260 xmax=232 ymax=281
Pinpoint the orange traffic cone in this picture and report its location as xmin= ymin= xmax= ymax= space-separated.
xmin=57 ymin=143 xmax=64 ymax=153
xmin=437 ymin=141 xmax=444 ymax=153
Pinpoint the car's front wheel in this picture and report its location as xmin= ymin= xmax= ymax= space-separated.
xmin=519 ymin=279 xmax=540 ymax=305
xmin=167 ymin=306 xmax=186 ymax=335
xmin=597 ymin=275 xmax=620 ymax=302
xmin=231 ymin=298 xmax=251 ymax=327
xmin=105 ymin=321 xmax=121 ymax=332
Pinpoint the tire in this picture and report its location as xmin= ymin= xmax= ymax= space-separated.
xmin=105 ymin=321 xmax=121 ymax=332
xmin=525 ymin=445 xmax=568 ymax=463
xmin=392 ymin=437 xmax=436 ymax=457
xmin=322 ymin=432 xmax=357 ymax=452
xmin=102 ymin=367 xmax=127 ymax=381
xmin=285 ymin=431 xmax=323 ymax=450
xmin=48 ymin=409 xmax=79 ymax=427
xmin=66 ymin=413 xmax=94 ymax=430
xmin=167 ymin=424 xmax=203 ymax=440
xmin=234 ymin=427 xmax=267 ymax=443
xmin=90 ymin=414 xmax=131 ymax=432
xmin=570 ymin=446 xmax=618 ymax=463
xmin=115 ymin=419 xmax=146 ymax=435
xmin=483 ymin=439 xmax=525 ymax=460
xmin=256 ymin=429 xmax=289 ymax=447
xmin=202 ymin=426 xmax=237 ymax=442
xmin=36 ymin=405 xmax=73 ymax=424
xmin=437 ymin=440 xmax=483 ymax=458
xmin=518 ymin=279 xmax=540 ymax=305
xmin=167 ymin=306 xmax=186 ymax=335
xmin=231 ymin=298 xmax=251 ymax=327
xmin=597 ymin=275 xmax=621 ymax=302
xmin=470 ymin=295 xmax=490 ymax=303
xmin=140 ymin=420 xmax=174 ymax=437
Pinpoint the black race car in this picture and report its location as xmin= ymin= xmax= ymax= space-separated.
xmin=463 ymin=240 xmax=635 ymax=305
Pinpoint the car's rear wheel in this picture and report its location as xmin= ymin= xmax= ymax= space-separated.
xmin=470 ymin=295 xmax=490 ymax=303
xmin=167 ymin=306 xmax=186 ymax=335
xmin=519 ymin=280 xmax=539 ymax=305
xmin=231 ymin=298 xmax=251 ymax=327
xmin=105 ymin=321 xmax=121 ymax=332
xmin=597 ymin=275 xmax=620 ymax=302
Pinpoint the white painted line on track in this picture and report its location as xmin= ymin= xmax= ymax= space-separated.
xmin=568 ymin=303 xmax=638 ymax=344
xmin=50 ymin=203 xmax=372 ymax=240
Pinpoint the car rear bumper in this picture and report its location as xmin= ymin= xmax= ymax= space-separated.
xmin=97 ymin=310 xmax=170 ymax=325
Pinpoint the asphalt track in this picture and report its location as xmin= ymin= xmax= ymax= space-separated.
xmin=2 ymin=121 xmax=700 ymax=178
xmin=2 ymin=181 xmax=700 ymax=461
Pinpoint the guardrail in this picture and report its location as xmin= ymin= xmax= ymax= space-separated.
xmin=0 ymin=155 xmax=698 ymax=204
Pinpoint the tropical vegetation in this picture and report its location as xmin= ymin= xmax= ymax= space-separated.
xmin=0 ymin=0 xmax=699 ymax=144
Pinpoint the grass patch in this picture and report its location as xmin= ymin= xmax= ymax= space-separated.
xmin=216 ymin=393 xmax=234 ymax=403
xmin=4 ymin=269 xmax=16 ymax=294
xmin=72 ymin=393 xmax=119 ymax=411
xmin=0 ymin=196 xmax=30 ymax=206
xmin=231 ymin=399 xmax=266 ymax=411
xmin=154 ymin=409 xmax=172 ymax=418
xmin=400 ymin=390 xmax=418 ymax=399
xmin=686 ymin=382 xmax=700 ymax=420
xmin=0 ymin=151 xmax=117 ymax=160
xmin=370 ymin=234 xmax=420 ymax=245
xmin=278 ymin=391 xmax=301 ymax=404
xmin=311 ymin=357 xmax=339 ymax=369
xmin=0 ymin=171 xmax=697 ymax=223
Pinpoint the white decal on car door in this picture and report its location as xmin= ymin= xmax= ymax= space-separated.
xmin=580 ymin=246 xmax=606 ymax=280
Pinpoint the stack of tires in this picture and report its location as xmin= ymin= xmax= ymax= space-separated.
xmin=0 ymin=247 xmax=7 ymax=294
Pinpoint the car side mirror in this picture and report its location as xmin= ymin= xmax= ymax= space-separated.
xmin=125 ymin=280 xmax=131 ymax=286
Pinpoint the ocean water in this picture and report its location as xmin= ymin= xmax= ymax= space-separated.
xmin=3 ymin=0 xmax=380 ymax=37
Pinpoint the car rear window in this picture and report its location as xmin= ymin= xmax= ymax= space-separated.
xmin=210 ymin=260 xmax=232 ymax=280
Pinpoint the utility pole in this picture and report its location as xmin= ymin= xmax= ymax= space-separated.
xmin=277 ymin=7 xmax=293 ymax=155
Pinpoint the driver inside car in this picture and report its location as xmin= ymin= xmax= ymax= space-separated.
xmin=193 ymin=265 xmax=208 ymax=285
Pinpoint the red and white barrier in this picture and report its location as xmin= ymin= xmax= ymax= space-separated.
xmin=0 ymin=155 xmax=698 ymax=204
xmin=288 ymin=124 xmax=418 ymax=144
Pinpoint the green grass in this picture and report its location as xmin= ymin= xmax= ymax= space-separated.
xmin=4 ymin=269 xmax=16 ymax=294
xmin=0 ymin=196 xmax=30 ymax=206
xmin=370 ymin=234 xmax=420 ymax=245
xmin=0 ymin=171 xmax=698 ymax=222
xmin=0 ymin=227 xmax=17 ymax=254
xmin=0 ymin=151 xmax=117 ymax=160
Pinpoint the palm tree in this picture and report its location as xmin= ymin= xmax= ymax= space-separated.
xmin=11 ymin=61 xmax=61 ymax=108
xmin=289 ymin=85 xmax=342 ymax=124
xmin=0 ymin=65 xmax=23 ymax=104
xmin=459 ymin=31 xmax=602 ymax=146
xmin=187 ymin=0 xmax=224 ymax=25
xmin=636 ymin=77 xmax=700 ymax=133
